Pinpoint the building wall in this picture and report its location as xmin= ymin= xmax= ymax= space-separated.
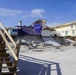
xmin=41 ymin=30 xmax=51 ymax=36
xmin=54 ymin=23 xmax=76 ymax=37
xmin=51 ymin=31 xmax=60 ymax=37
xmin=8 ymin=29 xmax=18 ymax=36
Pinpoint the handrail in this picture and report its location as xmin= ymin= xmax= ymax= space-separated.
xmin=0 ymin=22 xmax=18 ymax=61
xmin=0 ymin=30 xmax=18 ymax=61
xmin=0 ymin=22 xmax=16 ymax=48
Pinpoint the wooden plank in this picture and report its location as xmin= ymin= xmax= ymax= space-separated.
xmin=0 ymin=57 xmax=10 ymax=61
xmin=0 ymin=71 xmax=17 ymax=75
xmin=0 ymin=53 xmax=9 ymax=57
xmin=0 ymin=66 xmax=15 ymax=68
xmin=0 ymin=30 xmax=18 ymax=61
xmin=0 ymin=22 xmax=16 ymax=48
xmin=14 ymin=43 xmax=20 ymax=66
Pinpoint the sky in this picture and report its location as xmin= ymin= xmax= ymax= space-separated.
xmin=0 ymin=0 xmax=76 ymax=27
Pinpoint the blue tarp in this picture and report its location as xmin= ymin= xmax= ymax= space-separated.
xmin=33 ymin=23 xmax=42 ymax=33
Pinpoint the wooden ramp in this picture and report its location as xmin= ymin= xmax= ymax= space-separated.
xmin=0 ymin=22 xmax=20 ymax=75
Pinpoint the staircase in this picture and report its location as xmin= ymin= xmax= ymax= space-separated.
xmin=0 ymin=22 xmax=20 ymax=75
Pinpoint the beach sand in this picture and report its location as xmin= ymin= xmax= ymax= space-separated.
xmin=18 ymin=46 xmax=76 ymax=75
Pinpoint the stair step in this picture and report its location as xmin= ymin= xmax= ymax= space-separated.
xmin=0 ymin=62 xmax=17 ymax=72
xmin=0 ymin=46 xmax=5 ymax=50
xmin=0 ymin=57 xmax=10 ymax=59
xmin=0 ymin=50 xmax=6 ymax=53
xmin=0 ymin=57 xmax=10 ymax=61
xmin=0 ymin=65 xmax=15 ymax=69
xmin=0 ymin=53 xmax=10 ymax=57
xmin=0 ymin=71 xmax=17 ymax=75
xmin=0 ymin=45 xmax=5 ymax=47
xmin=0 ymin=61 xmax=14 ymax=63
xmin=0 ymin=61 xmax=14 ymax=66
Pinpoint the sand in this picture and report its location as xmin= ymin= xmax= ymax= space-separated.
xmin=18 ymin=46 xmax=76 ymax=75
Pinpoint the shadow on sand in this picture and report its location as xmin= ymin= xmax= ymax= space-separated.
xmin=18 ymin=54 xmax=62 ymax=75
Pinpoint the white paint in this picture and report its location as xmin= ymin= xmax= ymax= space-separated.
xmin=41 ymin=30 xmax=51 ymax=36
xmin=51 ymin=31 xmax=60 ymax=37
xmin=8 ymin=29 xmax=18 ymax=36
xmin=60 ymin=32 xmax=65 ymax=36
xmin=18 ymin=20 xmax=22 ymax=26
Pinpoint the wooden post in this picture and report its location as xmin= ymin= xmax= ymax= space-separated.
xmin=14 ymin=40 xmax=21 ymax=66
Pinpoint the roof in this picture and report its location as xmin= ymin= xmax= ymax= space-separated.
xmin=43 ymin=26 xmax=55 ymax=31
xmin=51 ymin=21 xmax=76 ymax=29
xmin=21 ymin=26 xmax=41 ymax=36
xmin=6 ymin=27 xmax=21 ymax=29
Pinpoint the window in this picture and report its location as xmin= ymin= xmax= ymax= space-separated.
xmin=66 ymin=31 xmax=68 ymax=35
xmin=72 ymin=30 xmax=74 ymax=34
xmin=13 ymin=29 xmax=17 ymax=32
xmin=71 ymin=24 xmax=73 ymax=28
